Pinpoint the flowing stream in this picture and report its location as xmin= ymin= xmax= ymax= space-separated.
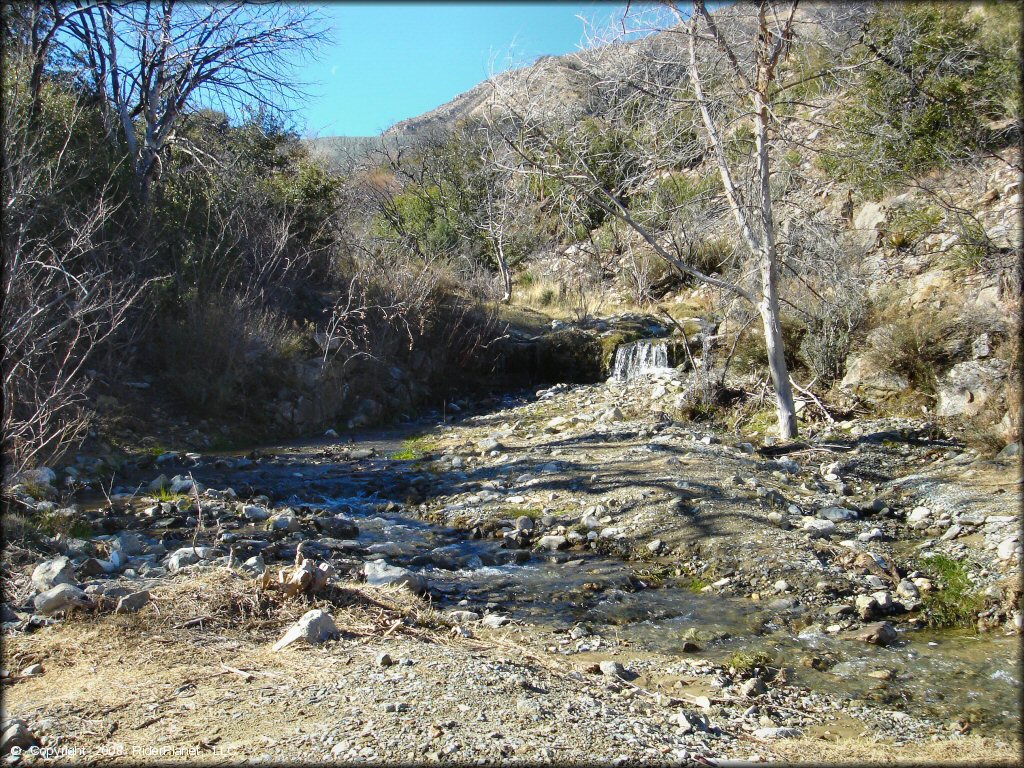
xmin=161 ymin=416 xmax=1021 ymax=737
xmin=612 ymin=340 xmax=671 ymax=381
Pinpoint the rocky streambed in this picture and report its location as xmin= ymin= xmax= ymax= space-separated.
xmin=2 ymin=375 xmax=1021 ymax=763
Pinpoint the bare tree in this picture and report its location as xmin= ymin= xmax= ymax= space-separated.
xmin=486 ymin=1 xmax=850 ymax=438
xmin=2 ymin=55 xmax=144 ymax=479
xmin=61 ymin=1 xmax=327 ymax=205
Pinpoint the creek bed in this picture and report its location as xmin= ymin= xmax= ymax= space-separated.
xmin=100 ymin=408 xmax=1021 ymax=738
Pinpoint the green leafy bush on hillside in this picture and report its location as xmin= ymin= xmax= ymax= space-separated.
xmin=820 ymin=3 xmax=1020 ymax=196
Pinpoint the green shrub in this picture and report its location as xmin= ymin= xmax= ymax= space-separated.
xmin=920 ymin=554 xmax=983 ymax=628
xmin=728 ymin=650 xmax=774 ymax=673
xmin=883 ymin=206 xmax=944 ymax=253
xmin=821 ymin=3 xmax=1021 ymax=194
xmin=862 ymin=303 xmax=963 ymax=394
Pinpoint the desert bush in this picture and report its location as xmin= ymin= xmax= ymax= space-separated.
xmin=861 ymin=301 xmax=971 ymax=393
xmin=152 ymin=294 xmax=304 ymax=417
xmin=883 ymin=205 xmax=944 ymax=253
xmin=796 ymin=288 xmax=866 ymax=387
xmin=822 ymin=3 xmax=1021 ymax=195
xmin=1 ymin=52 xmax=141 ymax=479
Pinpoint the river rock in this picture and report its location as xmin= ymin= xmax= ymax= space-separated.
xmin=165 ymin=546 xmax=217 ymax=572
xmin=515 ymin=516 xmax=535 ymax=531
xmin=599 ymin=660 xmax=627 ymax=678
xmin=169 ymin=475 xmax=201 ymax=494
xmin=802 ymin=519 xmax=837 ymax=538
xmin=817 ymin=507 xmax=858 ymax=522
xmin=749 ymin=729 xmax=802 ymax=741
xmin=243 ymin=504 xmax=271 ymax=521
xmin=33 ymin=583 xmax=92 ymax=615
xmin=31 ymin=556 xmax=77 ymax=592
xmin=544 ymin=416 xmax=570 ymax=433
xmin=447 ymin=610 xmax=481 ymax=624
xmin=537 ymin=535 xmax=569 ymax=551
xmin=112 ymin=532 xmax=145 ymax=556
xmin=855 ymin=595 xmax=879 ymax=620
xmin=115 ymin=590 xmax=151 ymax=614
xmin=272 ymin=609 xmax=339 ymax=651
xmin=478 ymin=437 xmax=503 ymax=453
xmin=908 ymin=506 xmax=931 ymax=523
xmin=315 ymin=515 xmax=359 ymax=538
xmin=896 ymin=579 xmax=920 ymax=600
xmin=871 ymin=591 xmax=895 ymax=613
xmin=270 ymin=512 xmax=300 ymax=532
xmin=0 ymin=721 xmax=38 ymax=752
xmin=739 ymin=678 xmax=767 ymax=698
xmin=997 ymin=537 xmax=1021 ymax=562
xmin=363 ymin=561 xmax=427 ymax=594
xmin=601 ymin=407 xmax=624 ymax=422
xmin=850 ymin=621 xmax=898 ymax=646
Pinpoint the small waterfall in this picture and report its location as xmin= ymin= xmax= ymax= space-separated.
xmin=611 ymin=340 xmax=670 ymax=381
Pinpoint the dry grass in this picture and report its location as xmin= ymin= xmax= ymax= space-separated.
xmin=3 ymin=569 xmax=1018 ymax=765
xmin=767 ymin=734 xmax=1021 ymax=765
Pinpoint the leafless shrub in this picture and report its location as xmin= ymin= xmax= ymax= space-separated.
xmin=2 ymin=69 xmax=143 ymax=481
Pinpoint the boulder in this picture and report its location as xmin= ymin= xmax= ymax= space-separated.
xmin=599 ymin=660 xmax=628 ymax=678
xmin=33 ymin=583 xmax=92 ymax=615
xmin=936 ymin=359 xmax=1009 ymax=418
xmin=446 ymin=610 xmax=481 ymax=624
xmin=272 ymin=609 xmax=339 ymax=651
xmin=169 ymin=475 xmax=201 ymax=495
xmin=817 ymin=507 xmax=858 ymax=522
xmin=242 ymin=504 xmax=271 ymax=521
xmin=115 ymin=590 xmax=151 ymax=614
xmin=802 ymin=519 xmax=837 ymax=538
xmin=478 ymin=437 xmax=503 ymax=453
xmin=0 ymin=721 xmax=38 ymax=752
xmin=839 ymin=355 xmax=908 ymax=402
xmin=849 ymin=621 xmax=898 ymax=646
xmin=537 ymin=535 xmax=569 ymax=551
xmin=315 ymin=515 xmax=359 ymax=539
xmin=753 ymin=727 xmax=802 ymax=740
xmin=739 ymin=678 xmax=767 ymax=698
xmin=269 ymin=513 xmax=300 ymax=532
xmin=363 ymin=561 xmax=427 ymax=594
xmin=165 ymin=546 xmax=217 ymax=573
xmin=31 ymin=556 xmax=77 ymax=592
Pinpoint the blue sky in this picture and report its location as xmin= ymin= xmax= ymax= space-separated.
xmin=297 ymin=3 xmax=627 ymax=137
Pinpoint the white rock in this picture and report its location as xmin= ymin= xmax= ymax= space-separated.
xmin=537 ymin=535 xmax=569 ymax=551
xmin=165 ymin=546 xmax=216 ymax=572
xmin=33 ymin=583 xmax=91 ymax=615
xmin=243 ymin=504 xmax=271 ymax=521
xmin=802 ymin=518 xmax=837 ymax=538
xmin=908 ymin=507 xmax=931 ymax=523
xmin=31 ymin=556 xmax=77 ymax=592
xmin=169 ymin=475 xmax=201 ymax=494
xmin=363 ymin=561 xmax=427 ymax=593
xmin=753 ymin=727 xmax=802 ymax=740
xmin=272 ymin=609 xmax=339 ymax=651
xmin=997 ymin=538 xmax=1021 ymax=561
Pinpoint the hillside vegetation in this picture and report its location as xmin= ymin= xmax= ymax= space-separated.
xmin=2 ymin=0 xmax=1020 ymax=480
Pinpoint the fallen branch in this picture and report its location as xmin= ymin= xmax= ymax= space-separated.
xmin=789 ymin=376 xmax=836 ymax=424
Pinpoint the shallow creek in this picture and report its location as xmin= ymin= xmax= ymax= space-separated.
xmin=120 ymin=410 xmax=1020 ymax=736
